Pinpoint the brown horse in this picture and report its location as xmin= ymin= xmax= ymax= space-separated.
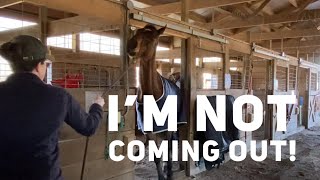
xmin=127 ymin=24 xmax=179 ymax=180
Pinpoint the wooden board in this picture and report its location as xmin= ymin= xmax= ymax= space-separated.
xmin=61 ymin=163 xmax=83 ymax=180
xmin=82 ymin=157 xmax=134 ymax=180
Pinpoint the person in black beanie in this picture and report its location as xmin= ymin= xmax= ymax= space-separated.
xmin=0 ymin=35 xmax=105 ymax=180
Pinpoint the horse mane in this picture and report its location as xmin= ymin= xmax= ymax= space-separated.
xmin=144 ymin=24 xmax=157 ymax=31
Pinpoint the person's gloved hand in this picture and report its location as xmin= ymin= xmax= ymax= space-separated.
xmin=94 ymin=96 xmax=105 ymax=107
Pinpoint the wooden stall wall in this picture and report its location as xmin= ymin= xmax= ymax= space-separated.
xmin=306 ymin=68 xmax=320 ymax=128
xmin=298 ymin=67 xmax=309 ymax=130
xmin=251 ymin=60 xmax=268 ymax=140
xmin=189 ymin=42 xmax=251 ymax=175
xmin=273 ymin=61 xmax=302 ymax=140
xmin=51 ymin=48 xmax=137 ymax=180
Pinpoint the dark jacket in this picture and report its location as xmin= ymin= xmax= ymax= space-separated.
xmin=0 ymin=73 xmax=103 ymax=180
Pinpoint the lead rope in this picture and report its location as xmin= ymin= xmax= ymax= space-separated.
xmin=103 ymin=62 xmax=135 ymax=160
xmin=80 ymin=61 xmax=135 ymax=180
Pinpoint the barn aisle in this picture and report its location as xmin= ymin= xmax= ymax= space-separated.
xmin=196 ymin=126 xmax=320 ymax=180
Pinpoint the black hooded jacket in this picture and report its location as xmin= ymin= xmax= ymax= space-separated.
xmin=0 ymin=73 xmax=103 ymax=180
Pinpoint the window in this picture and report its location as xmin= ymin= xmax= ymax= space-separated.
xmin=0 ymin=17 xmax=36 ymax=32
xmin=47 ymin=35 xmax=72 ymax=49
xmin=289 ymin=65 xmax=297 ymax=90
xmin=157 ymin=46 xmax=169 ymax=51
xmin=80 ymin=33 xmax=120 ymax=55
xmin=174 ymin=58 xmax=181 ymax=64
xmin=203 ymin=57 xmax=221 ymax=63
xmin=201 ymin=56 xmax=223 ymax=89
xmin=230 ymin=67 xmax=243 ymax=89
xmin=276 ymin=66 xmax=287 ymax=92
xmin=158 ymin=59 xmax=170 ymax=62
xmin=0 ymin=16 xmax=35 ymax=82
xmin=311 ymin=72 xmax=317 ymax=91
xmin=203 ymin=73 xmax=219 ymax=89
xmin=0 ymin=57 xmax=13 ymax=82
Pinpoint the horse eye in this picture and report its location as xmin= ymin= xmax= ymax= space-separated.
xmin=128 ymin=39 xmax=138 ymax=49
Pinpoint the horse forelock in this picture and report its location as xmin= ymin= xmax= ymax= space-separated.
xmin=143 ymin=24 xmax=157 ymax=32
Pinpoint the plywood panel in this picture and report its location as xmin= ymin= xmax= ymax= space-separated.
xmin=61 ymin=163 xmax=83 ymax=180
xmin=86 ymin=131 xmax=135 ymax=161
xmin=82 ymin=157 xmax=134 ymax=180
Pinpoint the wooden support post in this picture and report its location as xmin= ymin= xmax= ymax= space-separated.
xmin=303 ymin=69 xmax=311 ymax=128
xmin=271 ymin=61 xmax=277 ymax=139
xmin=72 ymin=33 xmax=80 ymax=52
xmin=286 ymin=65 xmax=290 ymax=91
xmin=211 ymin=8 xmax=215 ymax=23
xmin=181 ymin=0 xmax=189 ymax=22
xmin=38 ymin=6 xmax=49 ymax=83
xmin=313 ymin=52 xmax=315 ymax=63
xmin=265 ymin=60 xmax=275 ymax=139
xmin=281 ymin=38 xmax=284 ymax=52
xmin=198 ymin=58 xmax=204 ymax=89
xmin=38 ymin=6 xmax=47 ymax=44
xmin=120 ymin=3 xmax=130 ymax=110
xmin=242 ymin=55 xmax=248 ymax=91
xmin=223 ymin=45 xmax=230 ymax=90
xmin=269 ymin=40 xmax=272 ymax=50
xmin=247 ymin=55 xmax=253 ymax=94
xmin=295 ymin=66 xmax=298 ymax=91
xmin=181 ymin=37 xmax=196 ymax=177
xmin=180 ymin=0 xmax=192 ymax=175
xmin=247 ymin=31 xmax=251 ymax=43
xmin=198 ymin=57 xmax=204 ymax=68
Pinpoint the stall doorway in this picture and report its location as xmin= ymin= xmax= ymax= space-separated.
xmin=298 ymin=67 xmax=309 ymax=127
xmin=251 ymin=60 xmax=267 ymax=140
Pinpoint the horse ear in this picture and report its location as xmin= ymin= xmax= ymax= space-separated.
xmin=158 ymin=25 xmax=166 ymax=35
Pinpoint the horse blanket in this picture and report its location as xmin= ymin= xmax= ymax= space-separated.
xmin=196 ymin=95 xmax=239 ymax=169
xmin=136 ymin=76 xmax=186 ymax=134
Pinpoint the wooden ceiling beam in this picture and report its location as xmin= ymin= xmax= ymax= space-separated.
xmin=281 ymin=47 xmax=320 ymax=54
xmin=251 ymin=0 xmax=270 ymax=16
xmin=288 ymin=0 xmax=298 ymax=8
xmin=138 ymin=0 xmax=207 ymax=26
xmin=0 ymin=25 xmax=39 ymax=43
xmin=209 ymin=9 xmax=320 ymax=29
xmin=23 ymin=0 xmax=123 ymax=25
xmin=176 ymin=11 xmax=207 ymax=23
xmin=249 ymin=28 xmax=320 ymax=41
xmin=0 ymin=8 xmax=38 ymax=22
xmin=188 ymin=12 xmax=207 ymax=23
xmin=0 ymin=15 xmax=120 ymax=43
xmin=0 ymin=0 xmax=22 ymax=8
xmin=142 ymin=0 xmax=259 ymax=15
xmin=155 ymin=48 xmax=224 ymax=59
xmin=48 ymin=16 xmax=119 ymax=36
xmin=51 ymin=48 xmax=121 ymax=67
xmin=262 ymin=39 xmax=320 ymax=49
xmin=293 ymin=0 xmax=316 ymax=14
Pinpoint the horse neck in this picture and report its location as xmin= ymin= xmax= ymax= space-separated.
xmin=138 ymin=52 xmax=163 ymax=101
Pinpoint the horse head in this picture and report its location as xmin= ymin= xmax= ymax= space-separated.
xmin=127 ymin=24 xmax=166 ymax=59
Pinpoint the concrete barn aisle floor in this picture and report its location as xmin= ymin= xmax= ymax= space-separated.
xmin=134 ymin=126 xmax=320 ymax=180
xmin=196 ymin=126 xmax=320 ymax=180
